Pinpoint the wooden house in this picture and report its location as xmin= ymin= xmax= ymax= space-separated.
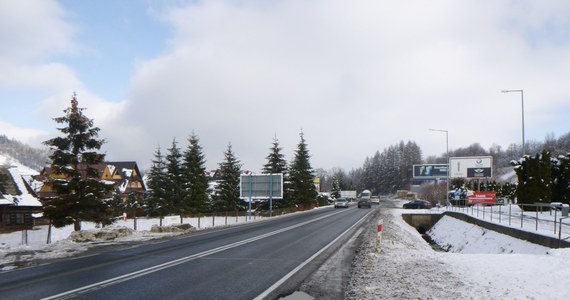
xmin=0 ymin=166 xmax=42 ymax=233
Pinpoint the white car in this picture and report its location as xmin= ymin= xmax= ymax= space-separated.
xmin=334 ymin=198 xmax=350 ymax=208
xmin=371 ymin=196 xmax=380 ymax=204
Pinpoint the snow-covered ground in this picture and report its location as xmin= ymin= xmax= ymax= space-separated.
xmin=2 ymin=198 xmax=570 ymax=299
xmin=345 ymin=199 xmax=570 ymax=300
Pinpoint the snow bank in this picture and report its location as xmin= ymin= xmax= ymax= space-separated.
xmin=345 ymin=203 xmax=570 ymax=300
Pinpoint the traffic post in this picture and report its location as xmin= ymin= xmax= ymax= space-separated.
xmin=376 ymin=218 xmax=383 ymax=251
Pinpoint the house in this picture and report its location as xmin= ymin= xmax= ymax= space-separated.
xmin=0 ymin=165 xmax=42 ymax=233
xmin=102 ymin=161 xmax=146 ymax=200
xmin=36 ymin=161 xmax=146 ymax=203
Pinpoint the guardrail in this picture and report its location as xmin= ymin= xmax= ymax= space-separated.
xmin=443 ymin=203 xmax=570 ymax=246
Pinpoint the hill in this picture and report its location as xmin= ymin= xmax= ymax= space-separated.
xmin=0 ymin=135 xmax=50 ymax=171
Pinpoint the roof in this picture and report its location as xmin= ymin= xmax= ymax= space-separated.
xmin=0 ymin=165 xmax=42 ymax=207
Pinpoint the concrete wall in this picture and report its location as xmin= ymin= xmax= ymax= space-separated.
xmin=401 ymin=214 xmax=443 ymax=234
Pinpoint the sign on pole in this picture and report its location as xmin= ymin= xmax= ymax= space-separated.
xmin=449 ymin=156 xmax=493 ymax=179
xmin=240 ymin=173 xmax=283 ymax=199
xmin=413 ymin=164 xmax=448 ymax=179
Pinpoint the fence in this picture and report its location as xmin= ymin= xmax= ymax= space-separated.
xmin=443 ymin=203 xmax=570 ymax=246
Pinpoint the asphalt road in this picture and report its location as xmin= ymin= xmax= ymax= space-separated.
xmin=0 ymin=205 xmax=376 ymax=300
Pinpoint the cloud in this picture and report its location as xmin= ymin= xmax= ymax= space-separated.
xmin=5 ymin=0 xmax=570 ymax=173
xmin=111 ymin=0 xmax=570 ymax=171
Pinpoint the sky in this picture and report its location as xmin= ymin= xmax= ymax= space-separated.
xmin=1 ymin=0 xmax=570 ymax=172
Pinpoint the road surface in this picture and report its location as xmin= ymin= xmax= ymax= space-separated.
xmin=0 ymin=205 xmax=376 ymax=299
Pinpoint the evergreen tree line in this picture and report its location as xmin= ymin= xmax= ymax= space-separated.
xmin=316 ymin=132 xmax=570 ymax=201
xmin=40 ymin=95 xmax=318 ymax=230
xmin=144 ymin=132 xmax=318 ymax=218
xmin=316 ymin=141 xmax=423 ymax=195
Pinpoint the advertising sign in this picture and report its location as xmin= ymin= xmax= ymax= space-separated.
xmin=449 ymin=156 xmax=493 ymax=179
xmin=413 ymin=164 xmax=448 ymax=179
xmin=240 ymin=173 xmax=283 ymax=199
xmin=466 ymin=191 xmax=497 ymax=206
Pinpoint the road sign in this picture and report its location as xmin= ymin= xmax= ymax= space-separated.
xmin=449 ymin=156 xmax=493 ymax=179
xmin=413 ymin=164 xmax=448 ymax=179
xmin=240 ymin=173 xmax=283 ymax=199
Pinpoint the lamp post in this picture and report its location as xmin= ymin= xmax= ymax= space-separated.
xmin=501 ymin=89 xmax=525 ymax=156
xmin=429 ymin=129 xmax=449 ymax=206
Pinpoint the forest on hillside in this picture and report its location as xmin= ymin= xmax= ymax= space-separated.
xmin=0 ymin=135 xmax=50 ymax=170
xmin=316 ymin=131 xmax=570 ymax=195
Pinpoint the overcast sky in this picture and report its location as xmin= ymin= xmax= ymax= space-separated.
xmin=1 ymin=0 xmax=569 ymax=172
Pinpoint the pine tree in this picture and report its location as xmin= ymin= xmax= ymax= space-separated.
xmin=262 ymin=137 xmax=290 ymax=208
xmin=145 ymin=146 xmax=170 ymax=223
xmin=42 ymin=94 xmax=114 ymax=231
xmin=212 ymin=143 xmax=242 ymax=212
xmin=289 ymin=132 xmax=317 ymax=209
xmin=165 ymin=138 xmax=185 ymax=218
xmin=262 ymin=137 xmax=288 ymax=174
xmin=182 ymin=133 xmax=209 ymax=214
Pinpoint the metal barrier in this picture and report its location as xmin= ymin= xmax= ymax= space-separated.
xmin=445 ymin=203 xmax=570 ymax=246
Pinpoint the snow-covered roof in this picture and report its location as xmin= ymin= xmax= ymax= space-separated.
xmin=0 ymin=154 xmax=42 ymax=207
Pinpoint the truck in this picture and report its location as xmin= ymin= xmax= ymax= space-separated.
xmin=359 ymin=189 xmax=371 ymax=200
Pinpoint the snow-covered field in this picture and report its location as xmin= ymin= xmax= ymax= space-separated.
xmin=346 ymin=200 xmax=570 ymax=300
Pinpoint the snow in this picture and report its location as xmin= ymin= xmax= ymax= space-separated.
xmin=0 ymin=154 xmax=41 ymax=207
xmin=2 ymin=193 xmax=570 ymax=299
xmin=346 ymin=199 xmax=570 ymax=300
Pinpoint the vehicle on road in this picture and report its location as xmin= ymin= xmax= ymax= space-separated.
xmin=371 ymin=196 xmax=380 ymax=205
xmin=403 ymin=200 xmax=432 ymax=209
xmin=334 ymin=198 xmax=350 ymax=208
xmin=358 ymin=198 xmax=371 ymax=208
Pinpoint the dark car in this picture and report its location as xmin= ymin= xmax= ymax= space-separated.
xmin=403 ymin=200 xmax=432 ymax=209
xmin=358 ymin=198 xmax=372 ymax=208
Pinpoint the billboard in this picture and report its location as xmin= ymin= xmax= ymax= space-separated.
xmin=413 ymin=164 xmax=448 ymax=179
xmin=240 ymin=173 xmax=283 ymax=199
xmin=449 ymin=156 xmax=493 ymax=179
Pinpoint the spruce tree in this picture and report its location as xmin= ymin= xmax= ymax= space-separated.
xmin=262 ymin=137 xmax=290 ymax=208
xmin=182 ymin=133 xmax=209 ymax=214
xmin=165 ymin=138 xmax=185 ymax=218
xmin=145 ymin=146 xmax=170 ymax=223
xmin=262 ymin=137 xmax=288 ymax=174
xmin=289 ymin=132 xmax=317 ymax=209
xmin=42 ymin=94 xmax=114 ymax=231
xmin=212 ymin=143 xmax=242 ymax=212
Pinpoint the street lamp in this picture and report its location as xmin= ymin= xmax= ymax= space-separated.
xmin=501 ymin=89 xmax=525 ymax=156
xmin=429 ymin=128 xmax=449 ymax=206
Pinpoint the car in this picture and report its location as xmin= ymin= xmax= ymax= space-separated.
xmin=358 ymin=198 xmax=372 ymax=208
xmin=334 ymin=198 xmax=350 ymax=208
xmin=370 ymin=196 xmax=380 ymax=205
xmin=403 ymin=200 xmax=432 ymax=209
xmin=550 ymin=202 xmax=569 ymax=211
